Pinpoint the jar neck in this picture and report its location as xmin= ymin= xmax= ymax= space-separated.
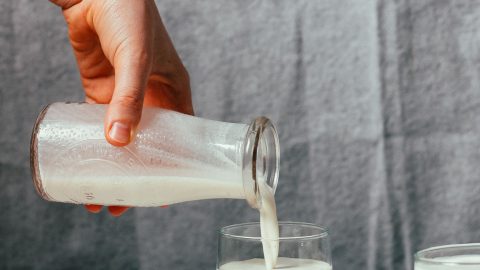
xmin=242 ymin=117 xmax=280 ymax=209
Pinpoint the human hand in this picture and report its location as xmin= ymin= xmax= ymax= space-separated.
xmin=50 ymin=0 xmax=193 ymax=216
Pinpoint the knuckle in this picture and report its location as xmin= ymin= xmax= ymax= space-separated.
xmin=115 ymin=92 xmax=143 ymax=110
xmin=116 ymin=41 xmax=150 ymax=66
xmin=131 ymin=49 xmax=151 ymax=70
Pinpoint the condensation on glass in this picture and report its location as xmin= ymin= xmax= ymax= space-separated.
xmin=30 ymin=102 xmax=279 ymax=208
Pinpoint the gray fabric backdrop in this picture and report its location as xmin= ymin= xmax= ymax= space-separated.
xmin=2 ymin=0 xmax=480 ymax=269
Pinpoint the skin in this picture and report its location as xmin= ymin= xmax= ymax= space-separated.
xmin=50 ymin=0 xmax=193 ymax=216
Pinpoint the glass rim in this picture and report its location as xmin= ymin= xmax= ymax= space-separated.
xmin=415 ymin=243 xmax=480 ymax=265
xmin=219 ymin=221 xmax=329 ymax=241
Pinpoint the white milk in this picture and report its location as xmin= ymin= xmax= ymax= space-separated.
xmin=34 ymin=103 xmax=249 ymax=206
xmin=46 ymin=174 xmax=245 ymax=206
xmin=258 ymin=180 xmax=279 ymax=270
xmin=219 ymin=257 xmax=332 ymax=270
xmin=415 ymin=255 xmax=480 ymax=270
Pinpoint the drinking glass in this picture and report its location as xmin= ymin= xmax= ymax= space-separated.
xmin=217 ymin=222 xmax=332 ymax=269
xmin=415 ymin=243 xmax=480 ymax=270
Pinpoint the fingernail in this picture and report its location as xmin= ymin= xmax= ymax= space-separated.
xmin=85 ymin=204 xmax=102 ymax=213
xmin=108 ymin=206 xmax=128 ymax=217
xmin=109 ymin=122 xmax=130 ymax=144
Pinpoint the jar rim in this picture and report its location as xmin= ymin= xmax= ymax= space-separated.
xmin=30 ymin=103 xmax=53 ymax=201
xmin=242 ymin=116 xmax=280 ymax=209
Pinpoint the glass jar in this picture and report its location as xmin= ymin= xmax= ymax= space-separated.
xmin=30 ymin=102 xmax=279 ymax=208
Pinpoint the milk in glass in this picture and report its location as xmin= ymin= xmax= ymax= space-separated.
xmin=220 ymin=257 xmax=332 ymax=270
xmin=415 ymin=255 xmax=480 ymax=270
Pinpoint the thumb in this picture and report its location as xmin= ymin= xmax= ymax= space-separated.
xmin=105 ymin=49 xmax=151 ymax=147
